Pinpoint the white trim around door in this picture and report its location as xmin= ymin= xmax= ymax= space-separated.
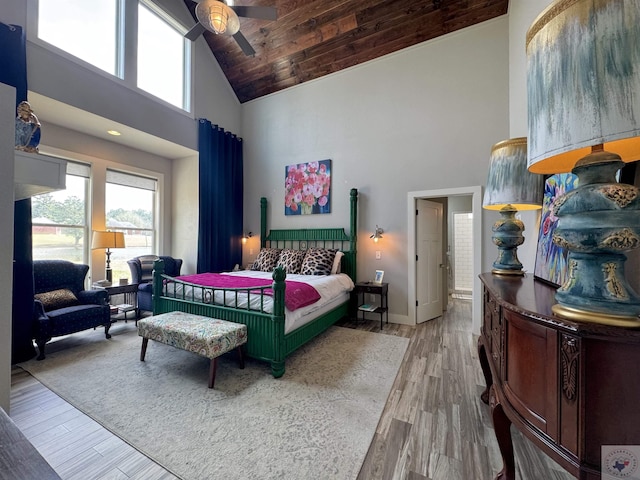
xmin=407 ymin=186 xmax=483 ymax=335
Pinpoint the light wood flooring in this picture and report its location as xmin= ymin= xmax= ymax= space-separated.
xmin=9 ymin=299 xmax=574 ymax=480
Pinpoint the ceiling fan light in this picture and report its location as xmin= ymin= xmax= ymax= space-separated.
xmin=196 ymin=1 xmax=240 ymax=36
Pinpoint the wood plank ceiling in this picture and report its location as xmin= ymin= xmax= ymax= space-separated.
xmin=184 ymin=0 xmax=509 ymax=103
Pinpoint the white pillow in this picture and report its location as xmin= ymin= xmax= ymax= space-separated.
xmin=331 ymin=251 xmax=344 ymax=274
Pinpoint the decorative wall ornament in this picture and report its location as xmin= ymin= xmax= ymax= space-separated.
xmin=561 ymin=335 xmax=579 ymax=402
xmin=15 ymin=100 xmax=41 ymax=153
xmin=284 ymin=160 xmax=331 ymax=215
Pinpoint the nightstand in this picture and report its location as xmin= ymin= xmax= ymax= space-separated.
xmin=353 ymin=282 xmax=389 ymax=330
xmin=93 ymin=283 xmax=139 ymax=321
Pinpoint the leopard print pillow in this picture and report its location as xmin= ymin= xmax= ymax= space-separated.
xmin=300 ymin=248 xmax=337 ymax=276
xmin=277 ymin=249 xmax=306 ymax=274
xmin=35 ymin=288 xmax=79 ymax=311
xmin=251 ymin=248 xmax=282 ymax=272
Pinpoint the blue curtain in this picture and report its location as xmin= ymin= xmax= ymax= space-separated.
xmin=1 ymin=23 xmax=36 ymax=362
xmin=197 ymin=119 xmax=244 ymax=273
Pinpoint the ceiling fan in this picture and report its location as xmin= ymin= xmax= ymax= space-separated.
xmin=185 ymin=0 xmax=277 ymax=57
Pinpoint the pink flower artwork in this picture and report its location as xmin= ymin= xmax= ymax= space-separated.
xmin=285 ymin=160 xmax=331 ymax=215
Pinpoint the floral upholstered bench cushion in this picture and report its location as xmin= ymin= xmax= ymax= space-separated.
xmin=137 ymin=312 xmax=247 ymax=388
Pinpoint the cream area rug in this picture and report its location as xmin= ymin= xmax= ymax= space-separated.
xmin=18 ymin=324 xmax=409 ymax=480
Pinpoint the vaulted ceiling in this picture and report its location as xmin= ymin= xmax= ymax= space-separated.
xmin=184 ymin=0 xmax=510 ymax=103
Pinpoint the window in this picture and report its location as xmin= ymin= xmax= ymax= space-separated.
xmin=37 ymin=0 xmax=123 ymax=77
xmin=35 ymin=0 xmax=191 ymax=110
xmin=137 ymin=0 xmax=190 ymax=109
xmin=105 ymin=170 xmax=157 ymax=282
xmin=32 ymin=162 xmax=91 ymax=264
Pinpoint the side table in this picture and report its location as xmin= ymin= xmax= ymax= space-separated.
xmin=93 ymin=283 xmax=139 ymax=321
xmin=353 ymin=282 xmax=389 ymax=329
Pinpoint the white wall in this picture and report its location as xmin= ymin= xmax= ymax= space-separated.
xmin=0 ymin=84 xmax=16 ymax=413
xmin=242 ymin=17 xmax=511 ymax=323
xmin=172 ymin=156 xmax=199 ymax=274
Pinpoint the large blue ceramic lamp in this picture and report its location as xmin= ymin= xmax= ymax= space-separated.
xmin=527 ymin=0 xmax=640 ymax=326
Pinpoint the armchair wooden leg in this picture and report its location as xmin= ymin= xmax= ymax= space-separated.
xmin=35 ymin=339 xmax=46 ymax=361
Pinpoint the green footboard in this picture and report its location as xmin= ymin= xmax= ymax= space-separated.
xmin=152 ymin=188 xmax=358 ymax=378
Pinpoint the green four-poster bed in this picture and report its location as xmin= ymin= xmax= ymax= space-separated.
xmin=151 ymin=188 xmax=358 ymax=377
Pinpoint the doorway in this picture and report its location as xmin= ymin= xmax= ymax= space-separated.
xmin=452 ymin=211 xmax=473 ymax=299
xmin=407 ymin=186 xmax=483 ymax=334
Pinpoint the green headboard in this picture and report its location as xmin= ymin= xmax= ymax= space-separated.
xmin=259 ymin=188 xmax=358 ymax=282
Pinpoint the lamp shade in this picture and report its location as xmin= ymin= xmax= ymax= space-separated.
xmin=91 ymin=231 xmax=125 ymax=250
xmin=526 ymin=0 xmax=640 ymax=173
xmin=483 ymin=138 xmax=543 ymax=211
xmin=196 ymin=0 xmax=240 ymax=36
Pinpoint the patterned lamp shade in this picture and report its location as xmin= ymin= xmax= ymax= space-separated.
xmin=526 ymin=0 xmax=640 ymax=173
xmin=483 ymin=137 xmax=543 ymax=211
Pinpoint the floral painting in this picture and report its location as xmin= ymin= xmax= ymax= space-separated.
xmin=285 ymin=160 xmax=331 ymax=215
xmin=534 ymin=173 xmax=579 ymax=287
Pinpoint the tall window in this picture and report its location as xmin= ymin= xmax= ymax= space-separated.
xmin=138 ymin=0 xmax=190 ymax=109
xmin=105 ymin=170 xmax=157 ymax=282
xmin=35 ymin=0 xmax=191 ymax=110
xmin=32 ymin=162 xmax=91 ymax=264
xmin=37 ymin=0 xmax=123 ymax=77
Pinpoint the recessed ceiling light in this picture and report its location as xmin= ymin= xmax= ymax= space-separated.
xmin=107 ymin=130 xmax=121 ymax=136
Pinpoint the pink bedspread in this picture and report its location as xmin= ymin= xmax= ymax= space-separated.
xmin=175 ymin=273 xmax=321 ymax=311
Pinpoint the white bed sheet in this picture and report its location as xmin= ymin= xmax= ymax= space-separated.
xmin=162 ymin=271 xmax=354 ymax=334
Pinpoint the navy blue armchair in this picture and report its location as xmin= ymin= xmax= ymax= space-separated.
xmin=127 ymin=255 xmax=182 ymax=312
xmin=33 ymin=260 xmax=111 ymax=360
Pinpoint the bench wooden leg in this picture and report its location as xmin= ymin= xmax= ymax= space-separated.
xmin=208 ymin=358 xmax=217 ymax=388
xmin=237 ymin=346 xmax=245 ymax=369
xmin=140 ymin=337 xmax=148 ymax=361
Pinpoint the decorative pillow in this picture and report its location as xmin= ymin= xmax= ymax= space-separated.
xmin=138 ymin=255 xmax=160 ymax=282
xmin=300 ymin=248 xmax=338 ymax=276
xmin=35 ymin=288 xmax=79 ymax=311
xmin=331 ymin=251 xmax=344 ymax=274
xmin=277 ymin=249 xmax=306 ymax=274
xmin=251 ymin=248 xmax=282 ymax=272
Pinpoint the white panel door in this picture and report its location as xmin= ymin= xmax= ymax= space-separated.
xmin=416 ymin=199 xmax=443 ymax=323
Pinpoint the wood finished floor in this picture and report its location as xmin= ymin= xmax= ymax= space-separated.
xmin=9 ymin=299 xmax=574 ymax=480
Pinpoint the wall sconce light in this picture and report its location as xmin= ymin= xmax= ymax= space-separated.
xmin=370 ymin=226 xmax=384 ymax=243
xmin=242 ymin=232 xmax=253 ymax=244
xmin=91 ymin=230 xmax=126 ymax=283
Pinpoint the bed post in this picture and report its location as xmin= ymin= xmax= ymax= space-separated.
xmin=270 ymin=266 xmax=286 ymax=378
xmin=260 ymin=197 xmax=267 ymax=249
xmin=152 ymin=259 xmax=165 ymax=315
xmin=350 ymin=188 xmax=358 ymax=283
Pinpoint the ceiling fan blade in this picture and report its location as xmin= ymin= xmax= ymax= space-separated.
xmin=185 ymin=22 xmax=206 ymax=41
xmin=233 ymin=31 xmax=256 ymax=56
xmin=232 ymin=6 xmax=277 ymax=21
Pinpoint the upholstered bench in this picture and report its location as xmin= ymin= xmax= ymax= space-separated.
xmin=137 ymin=311 xmax=247 ymax=388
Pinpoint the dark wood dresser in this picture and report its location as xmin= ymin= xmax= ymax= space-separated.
xmin=478 ymin=273 xmax=640 ymax=480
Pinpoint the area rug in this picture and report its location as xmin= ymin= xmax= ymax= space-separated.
xmin=18 ymin=324 xmax=409 ymax=480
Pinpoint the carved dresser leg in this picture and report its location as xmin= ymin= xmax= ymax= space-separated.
xmin=478 ymin=336 xmax=493 ymax=405
xmin=490 ymin=384 xmax=515 ymax=480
